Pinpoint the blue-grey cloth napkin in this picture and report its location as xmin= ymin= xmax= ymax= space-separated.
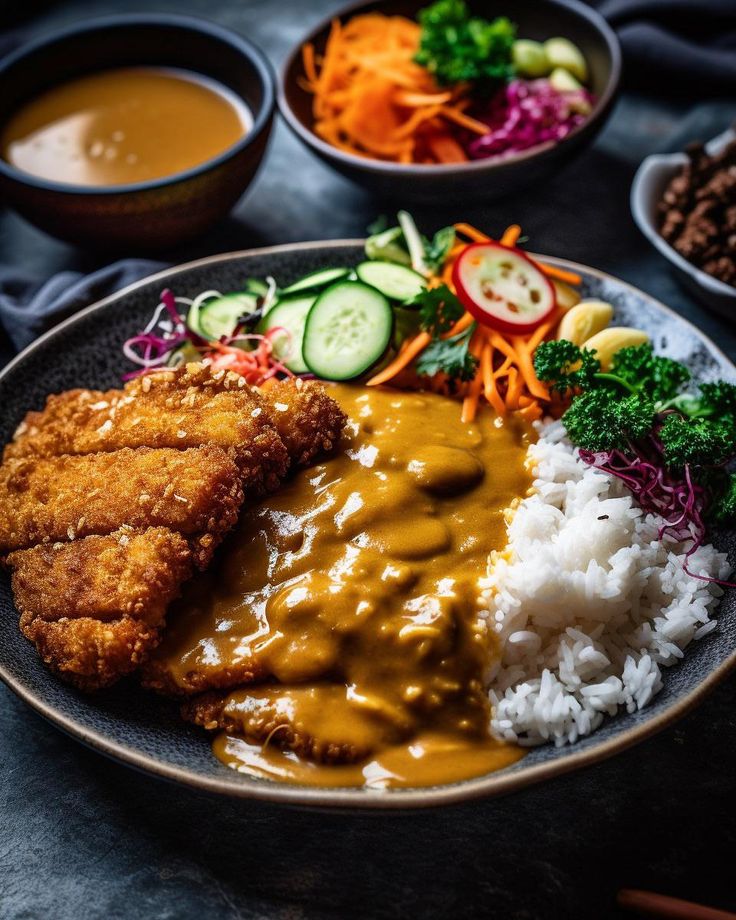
xmin=594 ymin=0 xmax=736 ymax=94
xmin=0 ymin=260 xmax=165 ymax=351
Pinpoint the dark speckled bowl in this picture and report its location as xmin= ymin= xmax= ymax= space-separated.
xmin=278 ymin=0 xmax=621 ymax=202
xmin=0 ymin=241 xmax=734 ymax=810
xmin=0 ymin=15 xmax=275 ymax=252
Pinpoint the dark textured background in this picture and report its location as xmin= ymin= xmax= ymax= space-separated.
xmin=0 ymin=2 xmax=735 ymax=918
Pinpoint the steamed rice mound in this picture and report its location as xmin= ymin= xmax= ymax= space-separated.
xmin=484 ymin=419 xmax=732 ymax=748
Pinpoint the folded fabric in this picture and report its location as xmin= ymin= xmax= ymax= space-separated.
xmin=594 ymin=0 xmax=736 ymax=94
xmin=0 ymin=260 xmax=165 ymax=351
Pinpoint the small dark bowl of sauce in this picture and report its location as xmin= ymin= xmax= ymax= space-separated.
xmin=0 ymin=15 xmax=275 ymax=251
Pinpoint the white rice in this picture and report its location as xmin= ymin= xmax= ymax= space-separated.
xmin=483 ymin=419 xmax=733 ymax=748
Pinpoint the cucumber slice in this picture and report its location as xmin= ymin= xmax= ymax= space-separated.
xmin=280 ymin=267 xmax=351 ymax=296
xmin=302 ymin=281 xmax=392 ymax=381
xmin=257 ymin=295 xmax=316 ymax=374
xmin=355 ymin=261 xmax=426 ymax=302
xmin=189 ymin=293 xmax=259 ymax=341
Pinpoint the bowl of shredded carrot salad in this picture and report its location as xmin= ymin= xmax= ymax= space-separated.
xmin=279 ymin=0 xmax=620 ymax=200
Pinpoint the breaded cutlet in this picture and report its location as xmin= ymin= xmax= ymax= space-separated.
xmin=5 ymin=363 xmax=289 ymax=495
xmin=181 ymin=687 xmax=371 ymax=765
xmin=0 ymin=444 xmax=243 ymax=567
xmin=1 ymin=366 xmax=347 ymax=692
xmin=261 ymin=378 xmax=347 ymax=469
xmin=8 ymin=527 xmax=194 ymax=690
xmin=141 ymin=636 xmax=269 ymax=698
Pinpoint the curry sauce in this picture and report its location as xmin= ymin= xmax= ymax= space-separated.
xmin=151 ymin=385 xmax=531 ymax=788
xmin=1 ymin=68 xmax=250 ymax=187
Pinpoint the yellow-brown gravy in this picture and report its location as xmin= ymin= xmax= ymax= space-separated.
xmin=153 ymin=385 xmax=532 ymax=788
xmin=1 ymin=67 xmax=250 ymax=186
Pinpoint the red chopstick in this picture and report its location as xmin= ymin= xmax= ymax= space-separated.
xmin=618 ymin=889 xmax=736 ymax=920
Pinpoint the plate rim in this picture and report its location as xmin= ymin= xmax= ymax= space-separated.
xmin=1 ymin=238 xmax=734 ymax=810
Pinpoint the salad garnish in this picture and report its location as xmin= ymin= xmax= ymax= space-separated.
xmin=123 ymin=288 xmax=295 ymax=385
xmin=123 ymin=210 xmax=735 ymax=577
xmin=300 ymin=2 xmax=594 ymax=165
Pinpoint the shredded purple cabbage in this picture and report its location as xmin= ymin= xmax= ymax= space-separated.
xmin=467 ymin=78 xmax=594 ymax=160
xmin=578 ymin=441 xmax=733 ymax=587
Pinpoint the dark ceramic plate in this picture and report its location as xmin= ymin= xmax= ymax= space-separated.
xmin=1 ymin=241 xmax=734 ymax=809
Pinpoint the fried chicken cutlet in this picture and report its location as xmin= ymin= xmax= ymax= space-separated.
xmin=5 ymin=364 xmax=290 ymax=495
xmin=260 ymin=378 xmax=347 ymax=468
xmin=1 ymin=366 xmax=347 ymax=691
xmin=8 ymin=528 xmax=194 ymax=690
xmin=182 ymin=686 xmax=382 ymax=765
xmin=0 ymin=445 xmax=242 ymax=567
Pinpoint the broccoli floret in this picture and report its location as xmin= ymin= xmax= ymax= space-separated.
xmin=699 ymin=469 xmax=736 ymax=524
xmin=658 ymin=415 xmax=736 ymax=468
xmin=562 ymin=389 xmax=656 ymax=452
xmin=609 ymin=343 xmax=691 ymax=403
xmin=715 ymin=473 xmax=736 ymax=523
xmin=533 ymin=340 xmax=600 ymax=395
xmin=667 ymin=379 xmax=736 ymax=419
xmin=699 ymin=380 xmax=736 ymax=416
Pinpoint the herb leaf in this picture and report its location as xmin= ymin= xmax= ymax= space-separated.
xmin=416 ymin=325 xmax=478 ymax=381
xmin=658 ymin=415 xmax=736 ymax=469
xmin=609 ymin=344 xmax=691 ymax=404
xmin=562 ymin=389 xmax=656 ymax=452
xmin=414 ymin=0 xmax=516 ymax=86
xmin=409 ymin=283 xmax=464 ymax=336
xmin=423 ymin=226 xmax=456 ymax=273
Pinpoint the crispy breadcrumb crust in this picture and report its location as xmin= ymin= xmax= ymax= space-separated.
xmin=5 ymin=363 xmax=289 ymax=494
xmin=12 ymin=527 xmax=194 ymax=690
xmin=261 ymin=379 xmax=347 ymax=469
xmin=0 ymin=445 xmax=243 ymax=567
xmin=181 ymin=689 xmax=368 ymax=765
xmin=1 ymin=364 xmax=348 ymax=694
xmin=140 ymin=655 xmax=269 ymax=698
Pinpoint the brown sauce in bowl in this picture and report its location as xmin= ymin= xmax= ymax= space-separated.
xmin=1 ymin=67 xmax=251 ymax=187
xmin=151 ymin=385 xmax=532 ymax=788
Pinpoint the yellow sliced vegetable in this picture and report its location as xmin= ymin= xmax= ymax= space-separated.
xmin=552 ymin=279 xmax=582 ymax=312
xmin=557 ymin=301 xmax=614 ymax=346
xmin=583 ymin=327 xmax=650 ymax=370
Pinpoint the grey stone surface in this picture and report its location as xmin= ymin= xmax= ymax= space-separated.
xmin=0 ymin=2 xmax=735 ymax=918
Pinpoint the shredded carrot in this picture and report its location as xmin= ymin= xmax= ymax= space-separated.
xmin=460 ymin=328 xmax=486 ymax=422
xmin=480 ymin=343 xmax=506 ymax=416
xmin=453 ymin=222 xmax=491 ymax=243
xmin=526 ymin=311 xmax=563 ymax=352
xmin=302 ymin=42 xmax=318 ymax=86
xmin=443 ymin=311 xmax=474 ymax=338
xmin=505 ymin=367 xmax=523 ymax=410
xmin=488 ymin=331 xmax=517 ymax=363
xmin=461 ymin=377 xmax=482 ymax=423
xmin=366 ymin=331 xmax=432 ymax=386
xmin=395 ymin=90 xmax=453 ymax=106
xmin=301 ymin=13 xmax=489 ymax=165
xmin=438 ymin=106 xmax=489 ymax=136
xmin=426 ymin=132 xmax=468 ymax=163
xmin=540 ymin=263 xmax=582 ymax=285
xmin=500 ymin=224 xmax=521 ymax=247
xmin=509 ymin=335 xmax=550 ymax=401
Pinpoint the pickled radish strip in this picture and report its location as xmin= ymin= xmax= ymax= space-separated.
xmin=452 ymin=242 xmax=556 ymax=335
